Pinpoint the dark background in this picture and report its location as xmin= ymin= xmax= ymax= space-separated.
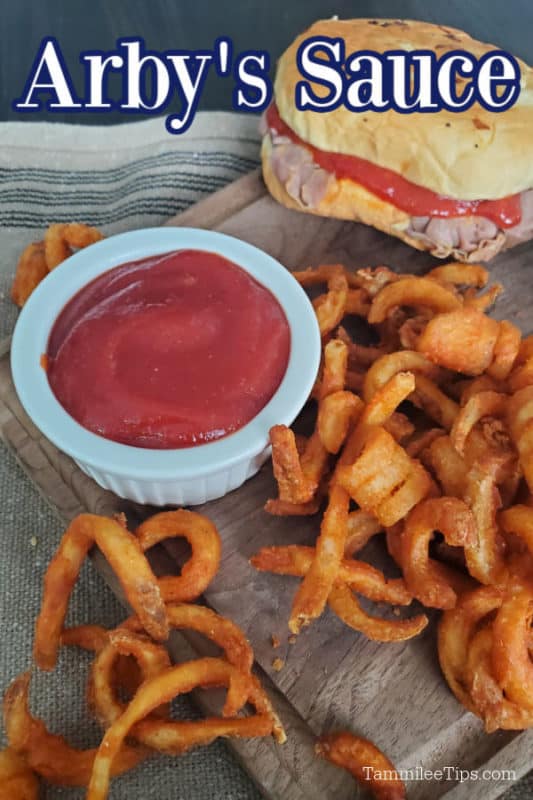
xmin=4 ymin=0 xmax=533 ymax=124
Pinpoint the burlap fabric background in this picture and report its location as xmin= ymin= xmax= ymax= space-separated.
xmin=0 ymin=112 xmax=530 ymax=799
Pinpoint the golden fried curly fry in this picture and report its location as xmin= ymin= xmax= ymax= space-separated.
xmin=318 ymin=338 xmax=349 ymax=399
xmin=491 ymin=581 xmax=533 ymax=711
xmin=363 ymin=350 xmax=444 ymax=402
xmin=360 ymin=372 xmax=415 ymax=428
xmin=251 ymin=545 xmax=412 ymax=605
xmin=34 ymin=514 xmax=168 ymax=671
xmin=438 ymin=586 xmax=504 ymax=712
xmin=136 ymin=510 xmax=221 ymax=603
xmin=89 ymin=629 xmax=171 ymax=734
xmin=383 ymin=412 xmax=415 ymax=442
xmin=344 ymin=510 xmax=383 ymax=557
xmin=427 ymin=263 xmax=488 ymax=289
xmin=500 ymin=505 xmax=533 ymax=558
xmin=487 ymin=320 xmax=521 ymax=381
xmin=60 ymin=624 xmax=110 ymax=652
xmin=288 ymin=483 xmax=350 ymax=634
xmin=368 ymin=276 xmax=461 ymax=324
xmin=328 ymin=583 xmax=428 ymax=641
xmin=401 ymin=498 xmax=477 ymax=609
xmin=345 ymin=288 xmax=371 ymax=317
xmin=337 ymin=427 xmax=433 ymax=527
xmin=125 ymin=603 xmax=254 ymax=683
xmin=417 ymin=308 xmax=500 ymax=376
xmin=0 ymin=748 xmax=39 ymax=800
xmin=313 ymin=272 xmax=349 ymax=336
xmin=450 ymin=391 xmax=507 ymax=456
xmin=463 ymin=283 xmax=503 ymax=312
xmin=427 ymin=435 xmax=468 ymax=497
xmin=410 ymin=374 xmax=459 ymax=430
xmin=264 ymin=496 xmax=322 ymax=516
xmin=463 ymin=460 xmax=507 ymax=586
xmin=317 ymin=390 xmax=362 ymax=454
xmin=508 ymin=358 xmax=533 ymax=392
xmin=405 ymin=428 xmax=446 ymax=459
xmin=44 ymin=222 xmax=103 ymax=270
xmin=465 ymin=626 xmax=533 ymax=732
xmin=10 ymin=242 xmax=48 ymax=307
xmin=507 ymin=386 xmax=533 ymax=493
xmin=316 ymin=731 xmax=406 ymax=800
xmin=3 ymin=672 xmax=147 ymax=787
xmin=86 ymin=658 xmax=279 ymax=800
xmin=292 ymin=264 xmax=349 ymax=287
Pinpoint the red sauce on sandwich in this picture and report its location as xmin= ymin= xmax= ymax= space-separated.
xmin=266 ymin=104 xmax=521 ymax=228
xmin=46 ymin=249 xmax=290 ymax=449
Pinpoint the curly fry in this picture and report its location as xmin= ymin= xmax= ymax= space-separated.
xmin=10 ymin=242 xmax=48 ymax=307
xmin=465 ymin=626 xmax=533 ymax=732
xmin=488 ymin=320 xmax=521 ymax=380
xmin=317 ymin=390 xmax=362 ymax=454
xmin=491 ymin=582 xmax=533 ymax=711
xmin=368 ymin=277 xmax=461 ymax=324
xmin=463 ymin=460 xmax=506 ymax=585
xmin=44 ymin=222 xmax=103 ymax=270
xmin=289 ymin=483 xmax=350 ymax=634
xmin=328 ymin=583 xmax=428 ymax=641
xmin=318 ymin=338 xmax=349 ymax=399
xmin=136 ymin=510 xmax=221 ymax=603
xmin=345 ymin=510 xmax=382 ymax=557
xmin=3 ymin=672 xmax=147 ymax=787
xmin=507 ymin=386 xmax=533 ymax=493
xmin=438 ymin=586 xmax=504 ymax=712
xmin=313 ymin=272 xmax=349 ymax=336
xmin=34 ymin=514 xmax=168 ymax=670
xmin=0 ymin=747 xmax=39 ymax=800
xmin=86 ymin=659 xmax=277 ymax=800
xmin=450 ymin=391 xmax=508 ymax=456
xmin=401 ymin=498 xmax=477 ymax=609
xmin=363 ymin=350 xmax=444 ymax=402
xmin=316 ymin=731 xmax=406 ymax=800
xmin=417 ymin=308 xmax=500 ymax=375
xmin=337 ymin=427 xmax=433 ymax=527
xmin=251 ymin=545 xmax=412 ymax=605
xmin=427 ymin=263 xmax=488 ymax=288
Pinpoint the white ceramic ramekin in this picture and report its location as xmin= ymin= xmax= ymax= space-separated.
xmin=11 ymin=228 xmax=321 ymax=506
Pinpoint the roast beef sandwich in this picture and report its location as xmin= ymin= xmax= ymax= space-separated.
xmin=261 ymin=19 xmax=533 ymax=261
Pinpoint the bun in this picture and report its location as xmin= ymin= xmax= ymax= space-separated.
xmin=261 ymin=136 xmax=503 ymax=262
xmin=274 ymin=18 xmax=533 ymax=200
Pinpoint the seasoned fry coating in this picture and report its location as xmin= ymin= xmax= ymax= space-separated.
xmin=316 ymin=731 xmax=406 ymax=800
xmin=10 ymin=242 xmax=48 ymax=307
xmin=86 ymin=659 xmax=277 ymax=800
xmin=34 ymin=514 xmax=168 ymax=670
xmin=11 ymin=222 xmax=104 ymax=305
xmin=0 ymin=748 xmax=39 ymax=800
xmin=3 ymin=672 xmax=147 ymax=787
xmin=135 ymin=510 xmax=221 ymax=603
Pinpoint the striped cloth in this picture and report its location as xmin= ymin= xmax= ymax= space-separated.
xmin=0 ymin=112 xmax=262 ymax=800
xmin=0 ymin=112 xmax=529 ymax=800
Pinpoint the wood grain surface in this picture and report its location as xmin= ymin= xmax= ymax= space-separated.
xmin=1 ymin=170 xmax=533 ymax=799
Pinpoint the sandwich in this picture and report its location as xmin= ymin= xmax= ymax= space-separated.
xmin=261 ymin=19 xmax=533 ymax=261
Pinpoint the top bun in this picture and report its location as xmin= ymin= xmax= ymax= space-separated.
xmin=274 ymin=19 xmax=533 ymax=200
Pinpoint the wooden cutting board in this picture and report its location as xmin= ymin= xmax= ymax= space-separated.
xmin=1 ymin=169 xmax=533 ymax=800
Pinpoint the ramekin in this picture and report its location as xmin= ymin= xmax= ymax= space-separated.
xmin=11 ymin=228 xmax=321 ymax=506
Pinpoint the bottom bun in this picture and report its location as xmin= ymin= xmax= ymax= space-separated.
xmin=261 ymin=136 xmax=504 ymax=262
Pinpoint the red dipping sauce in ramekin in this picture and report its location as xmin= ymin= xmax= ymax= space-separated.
xmin=46 ymin=249 xmax=291 ymax=449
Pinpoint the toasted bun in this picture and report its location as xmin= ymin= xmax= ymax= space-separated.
xmin=261 ymin=136 xmax=504 ymax=262
xmin=274 ymin=18 xmax=533 ymax=200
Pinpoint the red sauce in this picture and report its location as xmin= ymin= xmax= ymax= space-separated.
xmin=266 ymin=104 xmax=521 ymax=228
xmin=46 ymin=249 xmax=291 ymax=449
